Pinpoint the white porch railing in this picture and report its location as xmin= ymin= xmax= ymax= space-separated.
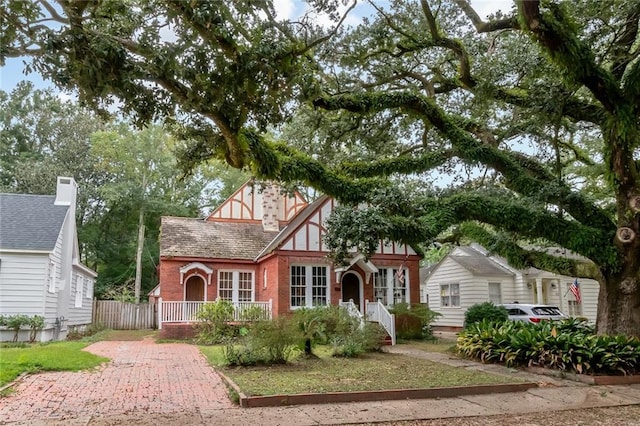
xmin=366 ymin=300 xmax=396 ymax=345
xmin=158 ymin=299 xmax=272 ymax=328
xmin=338 ymin=299 xmax=364 ymax=322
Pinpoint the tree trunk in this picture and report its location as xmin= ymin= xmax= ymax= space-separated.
xmin=596 ymin=272 xmax=640 ymax=337
xmin=134 ymin=207 xmax=145 ymax=305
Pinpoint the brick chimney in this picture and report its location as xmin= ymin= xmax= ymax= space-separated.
xmin=261 ymin=184 xmax=280 ymax=232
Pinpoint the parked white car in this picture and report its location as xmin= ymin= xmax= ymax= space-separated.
xmin=500 ymin=303 xmax=568 ymax=324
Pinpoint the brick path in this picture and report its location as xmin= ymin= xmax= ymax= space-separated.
xmin=0 ymin=339 xmax=233 ymax=423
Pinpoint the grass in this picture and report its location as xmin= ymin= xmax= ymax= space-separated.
xmin=200 ymin=345 xmax=524 ymax=396
xmin=0 ymin=341 xmax=108 ymax=387
xmin=92 ymin=329 xmax=157 ymax=341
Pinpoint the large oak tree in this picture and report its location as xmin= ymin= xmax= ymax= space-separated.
xmin=3 ymin=0 xmax=639 ymax=335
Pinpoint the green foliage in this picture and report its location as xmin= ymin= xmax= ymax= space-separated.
xmin=194 ymin=300 xmax=236 ymax=345
xmin=390 ymin=303 xmax=442 ymax=340
xmin=331 ymin=322 xmax=387 ymax=357
xmin=223 ymin=317 xmax=299 ymax=366
xmin=27 ymin=316 xmax=44 ymax=343
xmin=5 ymin=314 xmax=30 ymax=342
xmin=464 ymin=303 xmax=509 ymax=329
xmin=457 ymin=319 xmax=640 ymax=375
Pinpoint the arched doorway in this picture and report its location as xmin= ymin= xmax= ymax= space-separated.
xmin=185 ymin=275 xmax=205 ymax=301
xmin=341 ymin=272 xmax=362 ymax=311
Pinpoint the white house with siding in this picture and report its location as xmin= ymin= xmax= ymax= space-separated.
xmin=0 ymin=177 xmax=97 ymax=341
xmin=424 ymin=244 xmax=599 ymax=329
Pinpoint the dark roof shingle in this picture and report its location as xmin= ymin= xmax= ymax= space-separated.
xmin=450 ymin=246 xmax=514 ymax=277
xmin=160 ymin=217 xmax=280 ymax=259
xmin=0 ymin=194 xmax=69 ymax=251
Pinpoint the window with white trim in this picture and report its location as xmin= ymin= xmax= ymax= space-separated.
xmin=75 ymin=275 xmax=84 ymax=307
xmin=47 ymin=261 xmax=56 ymax=293
xmin=488 ymin=282 xmax=502 ymax=304
xmin=373 ymin=269 xmax=388 ymax=305
xmin=567 ymin=300 xmax=582 ymax=316
xmin=217 ymin=270 xmax=254 ymax=302
xmin=85 ymin=278 xmax=94 ymax=299
xmin=440 ymin=283 xmax=460 ymax=307
xmin=290 ymin=265 xmax=329 ymax=308
xmin=372 ymin=267 xmax=410 ymax=306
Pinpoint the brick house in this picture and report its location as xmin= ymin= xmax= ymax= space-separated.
xmin=158 ymin=181 xmax=422 ymax=340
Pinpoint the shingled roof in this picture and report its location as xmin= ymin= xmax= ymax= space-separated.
xmin=160 ymin=216 xmax=280 ymax=260
xmin=450 ymin=246 xmax=514 ymax=277
xmin=0 ymin=193 xmax=69 ymax=251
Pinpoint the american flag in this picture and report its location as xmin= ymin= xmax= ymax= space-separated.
xmin=570 ymin=278 xmax=582 ymax=304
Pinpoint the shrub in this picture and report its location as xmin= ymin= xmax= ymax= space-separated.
xmin=457 ymin=319 xmax=640 ymax=375
xmin=223 ymin=317 xmax=299 ymax=365
xmin=27 ymin=316 xmax=45 ymax=343
xmin=6 ymin=315 xmax=30 ymax=342
xmin=331 ymin=322 xmax=386 ymax=357
xmin=390 ymin=303 xmax=441 ymax=340
xmin=463 ymin=302 xmax=508 ymax=329
xmin=195 ymin=300 xmax=236 ymax=345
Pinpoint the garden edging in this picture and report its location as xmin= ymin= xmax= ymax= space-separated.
xmin=215 ymin=370 xmax=538 ymax=408
xmin=526 ymin=367 xmax=640 ymax=385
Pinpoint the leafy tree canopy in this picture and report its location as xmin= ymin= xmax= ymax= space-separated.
xmin=3 ymin=0 xmax=639 ymax=335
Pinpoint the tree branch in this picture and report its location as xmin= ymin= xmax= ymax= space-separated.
xmin=453 ymin=0 xmax=520 ymax=33
xmin=518 ymin=0 xmax=624 ymax=114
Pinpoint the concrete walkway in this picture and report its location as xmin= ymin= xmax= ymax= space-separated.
xmin=2 ymin=339 xmax=640 ymax=425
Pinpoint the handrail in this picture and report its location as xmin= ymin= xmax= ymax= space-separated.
xmin=365 ymin=300 xmax=396 ymax=345
xmin=339 ymin=299 xmax=364 ymax=324
xmin=159 ymin=300 xmax=272 ymax=323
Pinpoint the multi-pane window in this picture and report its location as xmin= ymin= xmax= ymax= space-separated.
xmin=373 ymin=269 xmax=388 ymax=305
xmin=311 ymin=266 xmax=327 ymax=306
xmin=47 ymin=261 xmax=56 ymax=293
xmin=372 ymin=267 xmax=409 ymax=306
xmin=217 ymin=271 xmax=253 ymax=303
xmin=238 ymin=272 xmax=253 ymax=302
xmin=218 ymin=271 xmax=234 ymax=301
xmin=75 ymin=275 xmax=84 ymax=308
xmin=488 ymin=282 xmax=502 ymax=304
xmin=440 ymin=283 xmax=460 ymax=307
xmin=290 ymin=265 xmax=329 ymax=308
xmin=85 ymin=279 xmax=94 ymax=299
xmin=567 ymin=300 xmax=582 ymax=316
xmin=392 ymin=269 xmax=406 ymax=305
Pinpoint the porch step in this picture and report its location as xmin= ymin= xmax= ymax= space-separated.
xmin=381 ymin=334 xmax=393 ymax=346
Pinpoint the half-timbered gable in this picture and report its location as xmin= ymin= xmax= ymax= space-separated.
xmin=158 ymin=180 xmax=423 ymax=340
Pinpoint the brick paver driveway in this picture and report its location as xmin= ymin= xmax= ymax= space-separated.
xmin=0 ymin=338 xmax=233 ymax=423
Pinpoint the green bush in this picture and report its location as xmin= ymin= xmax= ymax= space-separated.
xmin=457 ymin=319 xmax=640 ymax=375
xmin=5 ymin=315 xmax=30 ymax=342
xmin=27 ymin=316 xmax=45 ymax=343
xmin=463 ymin=302 xmax=508 ymax=329
xmin=194 ymin=300 xmax=236 ymax=344
xmin=331 ymin=322 xmax=386 ymax=357
xmin=223 ymin=317 xmax=299 ymax=365
xmin=390 ymin=303 xmax=441 ymax=340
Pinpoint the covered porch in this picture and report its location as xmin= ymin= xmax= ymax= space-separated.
xmin=158 ymin=299 xmax=272 ymax=329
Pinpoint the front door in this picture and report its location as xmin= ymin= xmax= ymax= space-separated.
xmin=341 ymin=273 xmax=360 ymax=311
xmin=185 ymin=276 xmax=205 ymax=301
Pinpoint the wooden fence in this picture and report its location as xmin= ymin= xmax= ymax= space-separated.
xmin=93 ymin=300 xmax=157 ymax=329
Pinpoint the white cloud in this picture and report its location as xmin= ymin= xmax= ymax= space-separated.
xmin=273 ymin=0 xmax=298 ymax=21
xmin=471 ymin=0 xmax=514 ymax=20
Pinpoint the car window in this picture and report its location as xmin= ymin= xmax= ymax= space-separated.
xmin=508 ymin=308 xmax=527 ymax=315
xmin=532 ymin=307 xmax=563 ymax=315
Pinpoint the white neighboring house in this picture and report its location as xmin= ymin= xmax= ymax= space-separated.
xmin=0 ymin=177 xmax=97 ymax=341
xmin=424 ymin=244 xmax=599 ymax=330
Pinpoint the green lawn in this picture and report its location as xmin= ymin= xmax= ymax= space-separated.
xmin=401 ymin=338 xmax=458 ymax=353
xmin=200 ymin=346 xmax=524 ymax=396
xmin=0 ymin=341 xmax=108 ymax=387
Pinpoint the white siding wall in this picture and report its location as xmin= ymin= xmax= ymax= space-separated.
xmin=44 ymin=233 xmax=64 ymax=328
xmin=426 ymin=258 xmax=473 ymax=327
xmin=0 ymin=253 xmax=48 ymax=316
xmin=66 ymin=269 xmax=94 ymax=326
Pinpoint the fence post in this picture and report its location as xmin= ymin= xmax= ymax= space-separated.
xmin=268 ymin=299 xmax=272 ymax=320
xmin=157 ymin=297 xmax=163 ymax=330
